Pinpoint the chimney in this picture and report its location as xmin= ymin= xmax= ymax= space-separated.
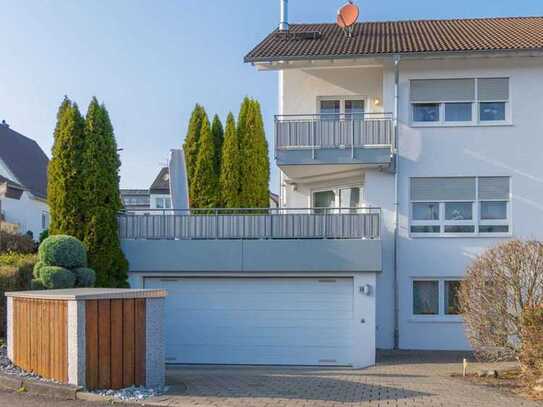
xmin=279 ymin=0 xmax=289 ymax=31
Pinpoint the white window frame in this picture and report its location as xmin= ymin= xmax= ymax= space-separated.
xmin=410 ymin=277 xmax=464 ymax=323
xmin=410 ymin=77 xmax=511 ymax=127
xmin=409 ymin=177 xmax=512 ymax=238
xmin=41 ymin=211 xmax=50 ymax=230
xmin=310 ymin=184 xmax=364 ymax=213
xmin=317 ymin=96 xmax=370 ymax=116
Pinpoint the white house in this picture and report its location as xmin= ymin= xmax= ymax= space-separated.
xmin=0 ymin=121 xmax=49 ymax=239
xmin=120 ymin=6 xmax=543 ymax=368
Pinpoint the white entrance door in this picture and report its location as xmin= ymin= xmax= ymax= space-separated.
xmin=145 ymin=277 xmax=355 ymax=366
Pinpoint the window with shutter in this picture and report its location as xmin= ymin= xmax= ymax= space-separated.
xmin=410 ymin=177 xmax=511 ymax=236
xmin=410 ymin=78 xmax=509 ymax=125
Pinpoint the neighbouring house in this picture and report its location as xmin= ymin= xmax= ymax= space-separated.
xmin=120 ymin=189 xmax=150 ymax=212
xmin=0 ymin=120 xmax=49 ymax=239
xmin=121 ymin=167 xmax=172 ymax=213
xmin=149 ymin=167 xmax=172 ymax=210
xmin=118 ymin=4 xmax=543 ymax=369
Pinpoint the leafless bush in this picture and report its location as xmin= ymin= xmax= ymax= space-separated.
xmin=520 ymin=305 xmax=543 ymax=384
xmin=458 ymin=240 xmax=543 ymax=361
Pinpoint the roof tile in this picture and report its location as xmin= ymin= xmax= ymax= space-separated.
xmin=245 ymin=17 xmax=543 ymax=62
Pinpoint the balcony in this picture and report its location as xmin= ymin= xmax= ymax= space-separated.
xmin=274 ymin=113 xmax=395 ymax=170
xmin=119 ymin=208 xmax=382 ymax=273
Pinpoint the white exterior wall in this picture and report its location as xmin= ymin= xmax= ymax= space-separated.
xmin=1 ymin=191 xmax=48 ymax=239
xmin=149 ymin=193 xmax=172 ymax=210
xmin=392 ymin=56 xmax=543 ymax=350
xmin=278 ymin=55 xmax=543 ymax=350
xmin=0 ymin=158 xmax=48 ymax=239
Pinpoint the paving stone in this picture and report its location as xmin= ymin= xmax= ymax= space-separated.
xmin=143 ymin=352 xmax=540 ymax=407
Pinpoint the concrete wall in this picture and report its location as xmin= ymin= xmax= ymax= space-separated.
xmin=122 ymin=238 xmax=382 ymax=273
xmin=278 ymin=55 xmax=543 ymax=350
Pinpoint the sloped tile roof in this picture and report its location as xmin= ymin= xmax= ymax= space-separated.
xmin=0 ymin=124 xmax=49 ymax=199
xmin=149 ymin=167 xmax=170 ymax=194
xmin=245 ymin=17 xmax=543 ymax=62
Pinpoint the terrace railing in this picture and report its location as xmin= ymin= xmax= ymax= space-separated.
xmin=275 ymin=113 xmax=394 ymax=151
xmin=118 ymin=207 xmax=381 ymax=241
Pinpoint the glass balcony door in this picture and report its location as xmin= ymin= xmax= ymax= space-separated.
xmin=313 ymin=187 xmax=362 ymax=214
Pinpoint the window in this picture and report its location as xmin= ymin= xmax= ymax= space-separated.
xmin=480 ymin=102 xmax=505 ymax=121
xmin=313 ymin=190 xmax=336 ymax=213
xmin=410 ymin=78 xmax=509 ymax=125
xmin=319 ymin=100 xmax=340 ymax=118
xmin=413 ymin=104 xmax=440 ymax=122
xmin=319 ymin=98 xmax=365 ymax=119
xmin=344 ymin=99 xmax=365 ymax=120
xmin=312 ymin=186 xmax=362 ymax=214
xmin=410 ymin=177 xmax=510 ymax=236
xmin=445 ymin=103 xmax=472 ymax=122
xmin=41 ymin=212 xmax=50 ymax=230
xmin=413 ymin=280 xmax=439 ymax=315
xmin=412 ymin=279 xmax=463 ymax=318
xmin=154 ymin=197 xmax=171 ymax=209
xmin=444 ymin=280 xmax=461 ymax=315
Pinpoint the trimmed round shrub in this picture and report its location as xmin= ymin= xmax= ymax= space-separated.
xmin=33 ymin=261 xmax=46 ymax=279
xmin=40 ymin=266 xmax=76 ymax=289
xmin=73 ymin=267 xmax=96 ymax=288
xmin=39 ymin=235 xmax=87 ymax=269
xmin=31 ymin=279 xmax=45 ymax=290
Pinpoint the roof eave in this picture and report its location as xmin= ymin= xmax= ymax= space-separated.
xmin=245 ymin=47 xmax=543 ymax=64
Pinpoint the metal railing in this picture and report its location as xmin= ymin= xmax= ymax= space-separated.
xmin=275 ymin=113 xmax=394 ymax=151
xmin=118 ymin=207 xmax=381 ymax=240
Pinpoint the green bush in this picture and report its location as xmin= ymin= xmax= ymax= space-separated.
xmin=33 ymin=261 xmax=46 ymax=279
xmin=39 ymin=235 xmax=87 ymax=269
xmin=40 ymin=266 xmax=76 ymax=289
xmin=0 ymin=253 xmax=35 ymax=337
xmin=31 ymin=279 xmax=45 ymax=290
xmin=0 ymin=231 xmax=36 ymax=254
xmin=0 ymin=253 xmax=35 ymax=289
xmin=73 ymin=267 xmax=96 ymax=287
xmin=38 ymin=229 xmax=49 ymax=245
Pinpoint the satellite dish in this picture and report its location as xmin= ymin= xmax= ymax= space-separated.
xmin=336 ymin=1 xmax=359 ymax=37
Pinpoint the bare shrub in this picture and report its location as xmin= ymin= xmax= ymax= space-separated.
xmin=458 ymin=240 xmax=543 ymax=361
xmin=520 ymin=305 xmax=543 ymax=384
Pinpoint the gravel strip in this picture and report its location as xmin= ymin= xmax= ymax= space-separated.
xmin=0 ymin=344 xmax=53 ymax=382
xmin=1 ymin=345 xmax=166 ymax=401
xmin=93 ymin=385 xmax=168 ymax=401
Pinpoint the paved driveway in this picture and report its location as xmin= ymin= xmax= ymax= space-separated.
xmin=149 ymin=351 xmax=541 ymax=407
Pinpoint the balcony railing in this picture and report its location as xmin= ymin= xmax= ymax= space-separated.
xmin=118 ymin=208 xmax=381 ymax=241
xmin=275 ymin=113 xmax=394 ymax=151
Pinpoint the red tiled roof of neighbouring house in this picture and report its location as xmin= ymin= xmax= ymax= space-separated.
xmin=245 ymin=17 xmax=543 ymax=62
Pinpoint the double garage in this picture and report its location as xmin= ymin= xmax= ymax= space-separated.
xmin=143 ymin=275 xmax=376 ymax=368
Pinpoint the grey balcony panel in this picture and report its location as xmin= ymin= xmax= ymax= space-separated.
xmin=122 ymin=239 xmax=382 ymax=273
xmin=274 ymin=113 xmax=394 ymax=167
xmin=276 ymin=147 xmax=393 ymax=166
xmin=118 ymin=208 xmax=381 ymax=241
xmin=242 ymin=239 xmax=382 ymax=272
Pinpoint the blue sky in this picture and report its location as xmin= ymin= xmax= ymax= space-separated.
xmin=1 ymin=1 xmax=541 ymax=191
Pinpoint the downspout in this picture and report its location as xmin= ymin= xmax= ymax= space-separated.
xmin=392 ymin=54 xmax=401 ymax=350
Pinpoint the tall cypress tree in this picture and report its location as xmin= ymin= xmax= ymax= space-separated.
xmin=182 ymin=104 xmax=205 ymax=194
xmin=211 ymin=114 xmax=224 ymax=181
xmin=82 ymin=98 xmax=128 ymax=287
xmin=250 ymin=100 xmax=270 ymax=207
xmin=219 ymin=113 xmax=240 ymax=208
xmin=191 ymin=116 xmax=219 ymax=208
xmin=238 ymin=98 xmax=270 ymax=208
xmin=48 ymin=97 xmax=87 ymax=239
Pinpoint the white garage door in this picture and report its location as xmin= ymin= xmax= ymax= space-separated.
xmin=145 ymin=277 xmax=354 ymax=366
